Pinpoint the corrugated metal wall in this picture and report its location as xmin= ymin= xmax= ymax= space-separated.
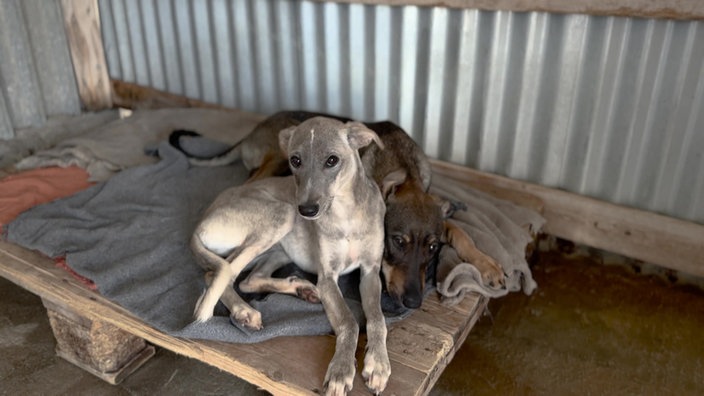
xmin=99 ymin=0 xmax=704 ymax=225
xmin=0 ymin=0 xmax=82 ymax=139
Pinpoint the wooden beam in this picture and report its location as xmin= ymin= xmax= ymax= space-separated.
xmin=432 ymin=160 xmax=704 ymax=279
xmin=311 ymin=0 xmax=704 ymax=20
xmin=111 ymin=80 xmax=225 ymax=110
xmin=60 ymin=0 xmax=113 ymax=110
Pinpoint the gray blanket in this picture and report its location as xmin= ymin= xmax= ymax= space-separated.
xmin=5 ymin=109 xmax=544 ymax=343
xmin=7 ymin=142 xmax=400 ymax=343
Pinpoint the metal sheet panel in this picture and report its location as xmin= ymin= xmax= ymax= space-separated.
xmin=0 ymin=0 xmax=81 ymax=139
xmin=21 ymin=0 xmax=81 ymax=117
xmin=0 ymin=0 xmax=46 ymax=132
xmin=100 ymin=0 xmax=704 ymax=224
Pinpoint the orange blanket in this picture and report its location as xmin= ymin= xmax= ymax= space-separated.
xmin=0 ymin=166 xmax=92 ymax=230
xmin=0 ymin=167 xmax=95 ymax=289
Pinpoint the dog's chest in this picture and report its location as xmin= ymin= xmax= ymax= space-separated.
xmin=282 ymin=213 xmax=380 ymax=275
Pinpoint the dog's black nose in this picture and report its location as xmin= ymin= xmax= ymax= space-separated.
xmin=402 ymin=294 xmax=422 ymax=309
xmin=298 ymin=204 xmax=319 ymax=218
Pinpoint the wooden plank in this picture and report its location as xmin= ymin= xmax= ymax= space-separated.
xmin=60 ymin=0 xmax=113 ymax=110
xmin=381 ymin=295 xmax=487 ymax=394
xmin=111 ymin=80 xmax=225 ymax=110
xmin=432 ymin=160 xmax=704 ymax=278
xmin=0 ymin=241 xmax=325 ymax=395
xmin=0 ymin=240 xmax=483 ymax=395
xmin=310 ymin=0 xmax=704 ymax=20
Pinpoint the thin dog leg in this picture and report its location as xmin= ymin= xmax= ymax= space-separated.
xmin=194 ymin=244 xmax=266 ymax=324
xmin=445 ymin=219 xmax=505 ymax=287
xmin=239 ymin=249 xmax=319 ymax=303
xmin=359 ymin=263 xmax=391 ymax=394
xmin=204 ymin=271 xmax=263 ymax=330
xmin=317 ymin=275 xmax=359 ymax=396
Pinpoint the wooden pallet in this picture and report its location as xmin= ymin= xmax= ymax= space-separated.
xmin=0 ymin=239 xmax=486 ymax=395
xmin=5 ymin=114 xmax=699 ymax=393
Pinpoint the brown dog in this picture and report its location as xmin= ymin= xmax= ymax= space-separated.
xmin=171 ymin=111 xmax=505 ymax=309
xmin=359 ymin=121 xmax=505 ymax=308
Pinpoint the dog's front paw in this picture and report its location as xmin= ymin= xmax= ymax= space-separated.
xmin=231 ymin=306 xmax=263 ymax=331
xmin=477 ymin=257 xmax=505 ymax=289
xmin=323 ymin=357 xmax=355 ymax=396
xmin=362 ymin=346 xmax=390 ymax=394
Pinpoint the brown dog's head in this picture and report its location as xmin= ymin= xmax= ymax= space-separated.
xmin=380 ymin=172 xmax=458 ymax=309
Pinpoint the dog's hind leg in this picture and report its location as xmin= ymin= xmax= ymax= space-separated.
xmin=239 ymin=247 xmax=319 ymax=303
xmin=194 ymin=242 xmax=274 ymax=325
xmin=191 ymin=198 xmax=296 ymax=326
xmin=203 ymin=271 xmax=263 ymax=330
xmin=191 ymin=233 xmax=238 ymax=323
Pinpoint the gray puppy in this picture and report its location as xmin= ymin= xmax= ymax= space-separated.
xmin=190 ymin=117 xmax=390 ymax=395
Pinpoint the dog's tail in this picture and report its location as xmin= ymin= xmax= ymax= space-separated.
xmin=169 ymin=129 xmax=244 ymax=167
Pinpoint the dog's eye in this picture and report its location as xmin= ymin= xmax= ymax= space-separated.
xmin=290 ymin=155 xmax=301 ymax=168
xmin=325 ymin=155 xmax=339 ymax=168
xmin=429 ymin=242 xmax=440 ymax=254
xmin=392 ymin=236 xmax=406 ymax=249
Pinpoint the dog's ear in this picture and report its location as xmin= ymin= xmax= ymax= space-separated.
xmin=344 ymin=122 xmax=385 ymax=150
xmin=432 ymin=194 xmax=467 ymax=219
xmin=381 ymin=168 xmax=407 ymax=200
xmin=278 ymin=126 xmax=296 ymax=154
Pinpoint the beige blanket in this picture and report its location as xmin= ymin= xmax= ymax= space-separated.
xmin=431 ymin=173 xmax=544 ymax=305
xmin=14 ymin=108 xmax=264 ymax=181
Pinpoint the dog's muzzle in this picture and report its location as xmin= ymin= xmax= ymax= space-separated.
xmin=402 ymin=293 xmax=422 ymax=309
xmin=298 ymin=203 xmax=320 ymax=218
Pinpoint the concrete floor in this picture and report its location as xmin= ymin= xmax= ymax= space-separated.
xmin=1 ymin=249 xmax=703 ymax=395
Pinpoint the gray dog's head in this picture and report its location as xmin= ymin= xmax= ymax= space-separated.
xmin=279 ymin=117 xmax=383 ymax=220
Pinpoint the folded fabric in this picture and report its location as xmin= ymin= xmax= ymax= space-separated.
xmin=430 ymin=173 xmax=545 ymax=305
xmin=14 ymin=108 xmax=264 ymax=182
xmin=0 ymin=110 xmax=121 ymax=169
xmin=0 ymin=166 xmax=93 ymax=233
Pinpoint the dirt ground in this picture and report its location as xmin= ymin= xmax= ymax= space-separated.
xmin=1 ymin=250 xmax=702 ymax=395
xmin=432 ymin=251 xmax=704 ymax=395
